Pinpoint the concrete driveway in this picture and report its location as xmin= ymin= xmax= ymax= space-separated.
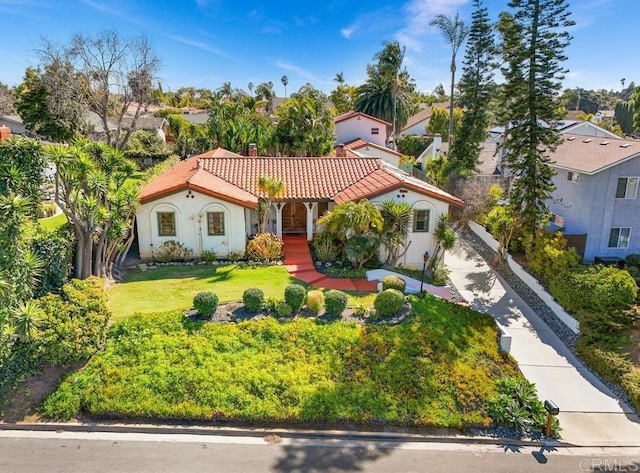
xmin=446 ymin=238 xmax=640 ymax=447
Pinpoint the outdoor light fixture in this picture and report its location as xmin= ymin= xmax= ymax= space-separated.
xmin=544 ymin=400 xmax=559 ymax=437
xmin=420 ymin=251 xmax=429 ymax=293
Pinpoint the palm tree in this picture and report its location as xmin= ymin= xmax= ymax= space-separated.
xmin=257 ymin=176 xmax=284 ymax=233
xmin=430 ymin=12 xmax=469 ymax=142
xmin=427 ymin=213 xmax=457 ymax=278
xmin=334 ymin=71 xmax=345 ymax=84
xmin=281 ymin=75 xmax=289 ymax=98
xmin=355 ymin=41 xmax=414 ymax=147
xmin=379 ymin=200 xmax=412 ymax=268
xmin=11 ymin=300 xmax=45 ymax=342
xmin=248 ymin=82 xmax=254 ymax=96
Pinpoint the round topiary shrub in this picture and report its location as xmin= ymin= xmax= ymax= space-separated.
xmin=193 ymin=291 xmax=219 ymax=317
xmin=284 ymin=284 xmax=307 ymax=312
xmin=243 ymin=287 xmax=265 ymax=312
xmin=324 ymin=290 xmax=348 ymax=317
xmin=276 ymin=301 xmax=293 ymax=318
xmin=382 ymin=275 xmax=406 ymax=293
xmin=373 ymin=289 xmax=405 ymax=319
xmin=306 ymin=290 xmax=325 ymax=314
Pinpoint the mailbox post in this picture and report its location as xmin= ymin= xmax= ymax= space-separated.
xmin=544 ymin=400 xmax=559 ymax=437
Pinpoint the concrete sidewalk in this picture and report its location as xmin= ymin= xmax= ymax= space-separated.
xmin=446 ymin=238 xmax=640 ymax=447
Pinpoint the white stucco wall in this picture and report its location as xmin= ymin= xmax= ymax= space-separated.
xmin=335 ymin=116 xmax=387 ymax=147
xmin=137 ymin=191 xmax=248 ymax=259
xmin=354 ymin=146 xmax=399 ymax=167
xmin=399 ymin=119 xmax=428 ymax=136
xmin=370 ymin=189 xmax=450 ymax=268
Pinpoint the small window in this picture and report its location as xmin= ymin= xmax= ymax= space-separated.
xmin=157 ymin=212 xmax=176 ymax=236
xmin=616 ymin=177 xmax=638 ymax=199
xmin=371 ymin=127 xmax=379 ymax=135
xmin=608 ymin=227 xmax=631 ymax=248
xmin=207 ymin=212 xmax=225 ymax=236
xmin=567 ymin=171 xmax=579 ymax=183
xmin=413 ymin=209 xmax=430 ymax=232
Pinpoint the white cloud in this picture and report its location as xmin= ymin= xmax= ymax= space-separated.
xmin=166 ymin=34 xmax=229 ymax=59
xmin=275 ymin=60 xmax=317 ymax=81
xmin=396 ymin=0 xmax=468 ymax=52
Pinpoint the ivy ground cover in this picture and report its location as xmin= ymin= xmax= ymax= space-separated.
xmin=43 ymin=295 xmax=518 ymax=427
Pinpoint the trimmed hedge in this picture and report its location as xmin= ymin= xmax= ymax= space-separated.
xmin=243 ymin=287 xmax=264 ymax=313
xmin=382 ymin=275 xmax=406 ymax=293
xmin=284 ymin=284 xmax=306 ymax=312
xmin=306 ymin=290 xmax=324 ymax=314
xmin=549 ymin=265 xmax=638 ymax=315
xmin=373 ymin=289 xmax=405 ymax=319
xmin=193 ymin=292 xmax=219 ymax=317
xmin=324 ymin=290 xmax=348 ymax=317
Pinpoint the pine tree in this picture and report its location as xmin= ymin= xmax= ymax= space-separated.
xmin=497 ymin=0 xmax=573 ymax=236
xmin=448 ymin=0 xmax=495 ymax=181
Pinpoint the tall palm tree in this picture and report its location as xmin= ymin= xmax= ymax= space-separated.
xmin=281 ymin=75 xmax=289 ymax=98
xmin=430 ymin=12 xmax=469 ymax=142
xmin=334 ymin=71 xmax=345 ymax=84
xmin=257 ymin=176 xmax=284 ymax=233
xmin=355 ymin=41 xmax=414 ymax=146
xmin=247 ymin=82 xmax=254 ymax=96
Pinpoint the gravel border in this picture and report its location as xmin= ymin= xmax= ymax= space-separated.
xmin=455 ymin=226 xmax=634 ymax=411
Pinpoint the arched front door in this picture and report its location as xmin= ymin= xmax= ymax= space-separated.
xmin=282 ymin=202 xmax=307 ymax=234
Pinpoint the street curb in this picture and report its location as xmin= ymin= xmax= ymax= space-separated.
xmin=0 ymin=421 xmax=568 ymax=448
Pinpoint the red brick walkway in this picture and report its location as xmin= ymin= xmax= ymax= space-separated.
xmin=283 ymin=235 xmax=378 ymax=292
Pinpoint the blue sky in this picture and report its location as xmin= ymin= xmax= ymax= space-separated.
xmin=0 ymin=0 xmax=636 ymax=97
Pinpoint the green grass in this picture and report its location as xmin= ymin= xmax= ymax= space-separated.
xmin=41 ymin=295 xmax=519 ymax=426
xmin=38 ymin=212 xmax=67 ymax=231
xmin=107 ymin=264 xmax=376 ymax=320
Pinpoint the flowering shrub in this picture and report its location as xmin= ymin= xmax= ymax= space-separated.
xmin=246 ymin=233 xmax=284 ymax=262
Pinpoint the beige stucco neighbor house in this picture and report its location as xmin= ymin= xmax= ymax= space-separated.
xmin=137 ymin=147 xmax=463 ymax=268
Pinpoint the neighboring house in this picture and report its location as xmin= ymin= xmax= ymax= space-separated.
xmin=120 ymin=116 xmax=168 ymax=144
xmin=546 ymin=134 xmax=640 ymax=261
xmin=334 ymin=111 xmax=390 ymax=147
xmin=0 ymin=115 xmax=27 ymax=135
xmin=560 ymin=120 xmax=620 ymax=139
xmin=341 ymin=138 xmax=402 ymax=167
xmin=82 ymin=111 xmax=118 ymax=141
xmin=399 ymin=102 xmax=450 ymax=136
xmin=137 ymin=147 xmax=463 ymax=268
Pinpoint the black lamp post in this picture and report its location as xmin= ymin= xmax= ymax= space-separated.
xmin=420 ymin=251 xmax=429 ymax=293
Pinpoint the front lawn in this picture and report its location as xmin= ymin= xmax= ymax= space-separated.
xmin=38 ymin=212 xmax=67 ymax=231
xmin=107 ymin=264 xmax=376 ymax=320
xmin=42 ymin=295 xmax=519 ymax=427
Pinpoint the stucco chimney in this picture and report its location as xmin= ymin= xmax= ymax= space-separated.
xmin=432 ymin=134 xmax=442 ymax=158
xmin=335 ymin=143 xmax=346 ymax=157
xmin=0 ymin=126 xmax=11 ymax=142
xmin=248 ymin=143 xmax=257 ymax=157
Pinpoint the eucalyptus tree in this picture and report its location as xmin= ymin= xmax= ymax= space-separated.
xmin=355 ymin=41 xmax=415 ymax=145
xmin=430 ymin=12 xmax=469 ymax=142
xmin=497 ymin=0 xmax=574 ymax=236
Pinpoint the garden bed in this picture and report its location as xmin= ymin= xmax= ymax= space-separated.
xmin=41 ymin=295 xmax=519 ymax=428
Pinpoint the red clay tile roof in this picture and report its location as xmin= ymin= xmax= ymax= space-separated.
xmin=334 ymin=111 xmax=391 ymax=127
xmin=549 ymin=134 xmax=640 ymax=174
xmin=139 ymin=152 xmax=463 ymax=207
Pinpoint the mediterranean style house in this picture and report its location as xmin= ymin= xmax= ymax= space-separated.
xmin=137 ymin=147 xmax=463 ymax=268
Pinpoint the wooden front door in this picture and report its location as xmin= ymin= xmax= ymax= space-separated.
xmin=282 ymin=202 xmax=307 ymax=233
